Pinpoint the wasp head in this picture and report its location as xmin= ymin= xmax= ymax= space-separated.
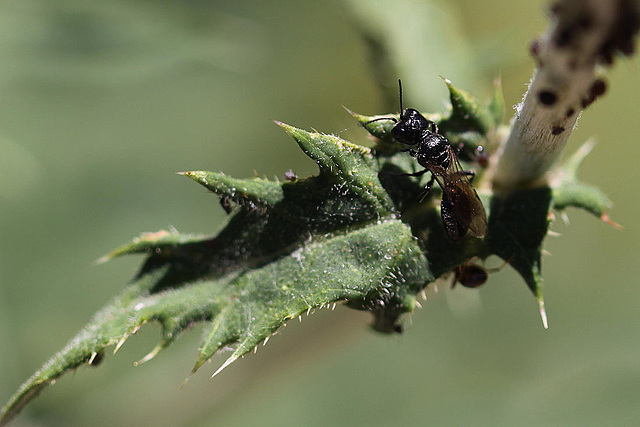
xmin=391 ymin=108 xmax=437 ymax=146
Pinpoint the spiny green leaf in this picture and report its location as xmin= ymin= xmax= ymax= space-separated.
xmin=1 ymin=118 xmax=434 ymax=425
xmin=556 ymin=139 xmax=595 ymax=181
xmin=1 ymin=220 xmax=429 ymax=424
xmin=98 ymin=230 xmax=206 ymax=262
xmin=343 ymin=106 xmax=398 ymax=145
xmin=179 ymin=171 xmax=284 ymax=208
xmin=0 ymin=267 xmax=169 ymax=425
xmin=551 ymin=141 xmax=620 ymax=227
xmin=274 ymin=121 xmax=395 ymax=216
xmin=553 ymin=181 xmax=613 ymax=219
xmin=439 ymin=77 xmax=495 ymax=135
xmin=193 ymin=219 xmax=430 ymax=373
xmin=486 ymin=187 xmax=553 ymax=306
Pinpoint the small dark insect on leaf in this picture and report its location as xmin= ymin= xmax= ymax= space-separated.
xmin=365 ymin=80 xmax=488 ymax=240
xmin=451 ymin=256 xmax=513 ymax=288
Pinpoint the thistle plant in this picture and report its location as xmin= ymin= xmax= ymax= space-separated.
xmin=1 ymin=0 xmax=638 ymax=424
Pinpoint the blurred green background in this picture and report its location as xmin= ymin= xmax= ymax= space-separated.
xmin=2 ymin=0 xmax=640 ymax=425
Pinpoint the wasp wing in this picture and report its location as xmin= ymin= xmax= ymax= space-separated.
xmin=429 ymin=147 xmax=487 ymax=239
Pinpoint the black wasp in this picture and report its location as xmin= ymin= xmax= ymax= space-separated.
xmin=368 ymin=80 xmax=487 ymax=241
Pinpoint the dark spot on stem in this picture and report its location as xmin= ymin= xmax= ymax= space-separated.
xmin=577 ymin=13 xmax=593 ymax=30
xmin=568 ymin=59 xmax=578 ymax=70
xmin=600 ymin=45 xmax=615 ymax=65
xmin=550 ymin=2 xmax=562 ymax=15
xmin=530 ymin=39 xmax=540 ymax=57
xmin=538 ymin=90 xmax=558 ymax=106
xmin=581 ymin=96 xmax=594 ymax=109
xmin=565 ymin=107 xmax=575 ymax=118
xmin=590 ymin=78 xmax=607 ymax=98
xmin=555 ymin=28 xmax=572 ymax=47
xmin=580 ymin=79 xmax=607 ymax=109
xmin=551 ymin=126 xmax=565 ymax=135
xmin=597 ymin=0 xmax=640 ymax=62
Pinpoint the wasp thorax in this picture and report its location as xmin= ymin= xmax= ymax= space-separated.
xmin=413 ymin=133 xmax=451 ymax=171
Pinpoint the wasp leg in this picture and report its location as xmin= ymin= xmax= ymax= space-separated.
xmin=418 ymin=174 xmax=436 ymax=202
xmin=485 ymin=255 xmax=515 ymax=273
xmin=382 ymin=168 xmax=429 ymax=178
xmin=450 ymin=268 xmax=461 ymax=289
xmin=463 ymin=169 xmax=475 ymax=183
xmin=404 ymin=169 xmax=429 ymax=178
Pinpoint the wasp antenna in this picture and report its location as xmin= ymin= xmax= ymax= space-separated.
xmin=363 ymin=117 xmax=397 ymax=126
xmin=398 ymin=79 xmax=403 ymax=112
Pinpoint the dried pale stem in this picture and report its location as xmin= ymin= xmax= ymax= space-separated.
xmin=491 ymin=0 xmax=639 ymax=191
